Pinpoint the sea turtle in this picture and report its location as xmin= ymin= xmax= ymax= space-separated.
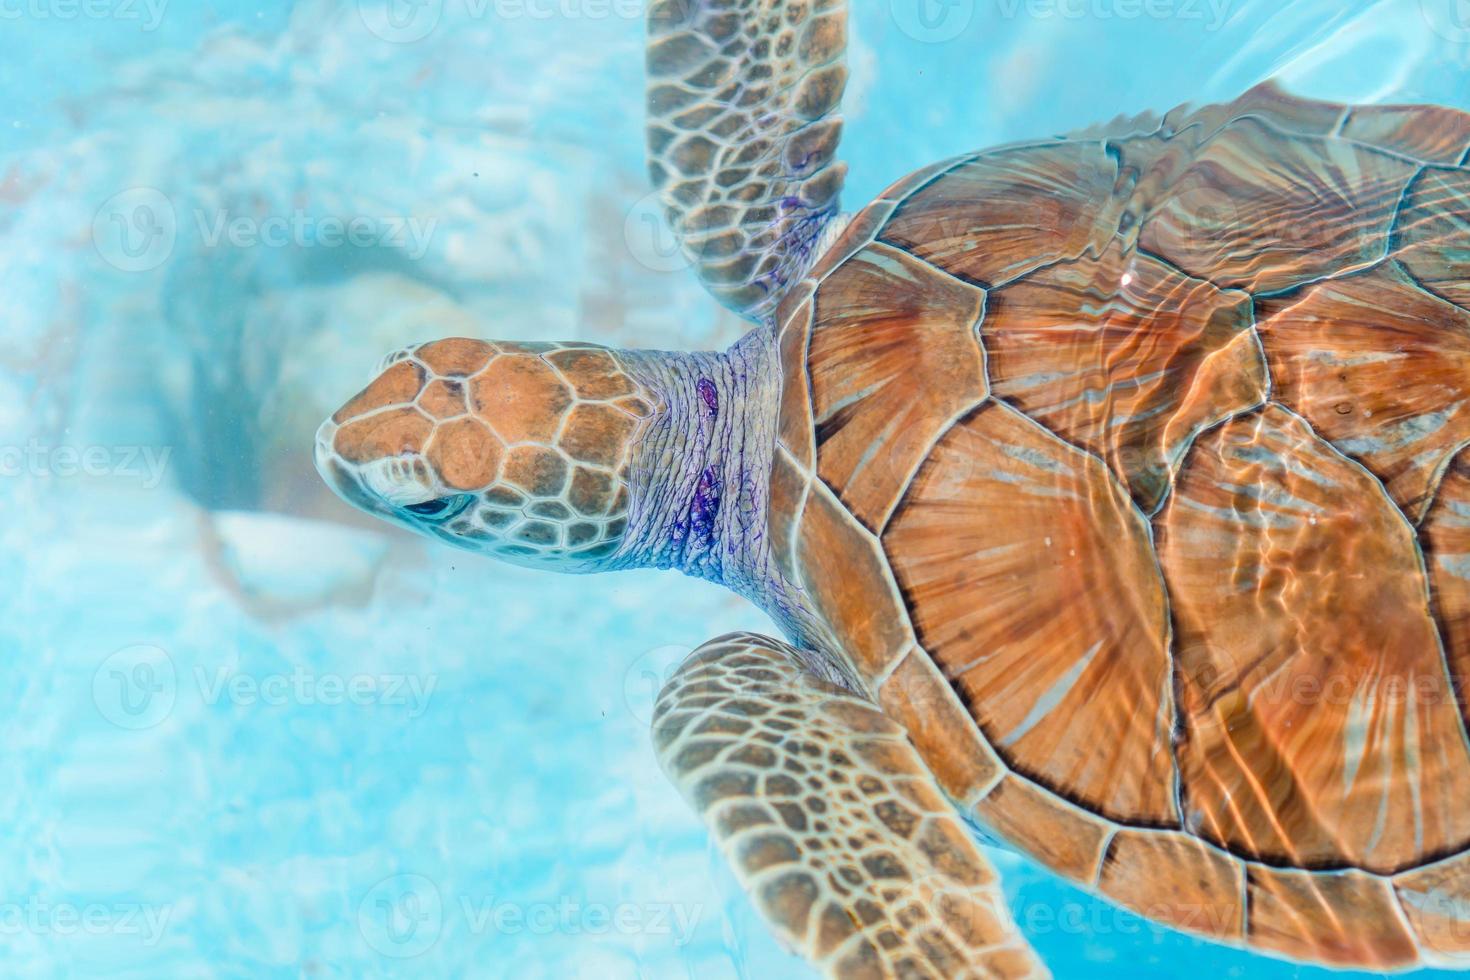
xmin=313 ymin=2 xmax=1470 ymax=975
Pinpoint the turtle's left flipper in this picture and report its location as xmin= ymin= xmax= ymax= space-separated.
xmin=653 ymin=633 xmax=1047 ymax=979
xmin=645 ymin=0 xmax=848 ymax=321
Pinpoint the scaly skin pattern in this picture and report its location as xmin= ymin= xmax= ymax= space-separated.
xmin=610 ymin=330 xmax=850 ymax=682
xmin=645 ymin=0 xmax=848 ymax=320
xmin=315 ymin=338 xmax=657 ymax=571
xmin=314 ymin=328 xmax=847 ymax=679
xmin=651 ymin=634 xmax=1047 ymax=979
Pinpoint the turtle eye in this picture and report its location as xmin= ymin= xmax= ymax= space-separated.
xmin=403 ymin=495 xmax=471 ymax=521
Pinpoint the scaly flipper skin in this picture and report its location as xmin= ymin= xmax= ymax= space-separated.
xmin=653 ymin=633 xmax=1047 ymax=979
xmin=645 ymin=0 xmax=848 ymax=320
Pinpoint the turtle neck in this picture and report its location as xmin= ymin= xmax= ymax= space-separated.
xmin=612 ymin=328 xmax=790 ymax=611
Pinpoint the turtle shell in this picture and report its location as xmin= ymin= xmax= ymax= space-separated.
xmin=766 ymin=82 xmax=1470 ymax=970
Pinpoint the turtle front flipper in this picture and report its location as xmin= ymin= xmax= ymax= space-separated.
xmin=645 ymin=0 xmax=848 ymax=322
xmin=653 ymin=633 xmax=1045 ymax=979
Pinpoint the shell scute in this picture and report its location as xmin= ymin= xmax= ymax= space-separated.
xmin=1246 ymin=866 xmax=1419 ymax=969
xmin=1394 ymin=852 xmax=1470 ymax=959
xmin=806 ymin=242 xmax=986 ymax=532
xmin=1139 ymin=117 xmax=1420 ymax=294
xmin=968 ymin=775 xmax=1111 ymax=883
xmin=1097 ymin=831 xmax=1245 ymax=940
xmin=1393 ymin=165 xmax=1470 ymax=312
xmin=1342 ymin=103 xmax=1470 ymax=165
xmin=881 ymin=401 xmax=1178 ymax=826
xmin=877 ymin=649 xmax=1005 ymax=806
xmin=878 ymin=140 xmax=1120 ymax=289
xmin=1424 ymin=447 xmax=1470 ymax=692
xmin=982 ymin=242 xmax=1267 ymax=511
xmin=1157 ymin=405 xmax=1470 ymax=873
xmin=1257 ymin=264 xmax=1470 ymax=521
xmin=794 ymin=482 xmax=913 ymax=681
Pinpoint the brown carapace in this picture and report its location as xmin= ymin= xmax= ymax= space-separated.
xmin=318 ymin=3 xmax=1470 ymax=966
xmin=768 ymin=83 xmax=1470 ymax=970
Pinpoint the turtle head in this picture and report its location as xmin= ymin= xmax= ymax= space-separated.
xmin=314 ymin=338 xmax=658 ymax=572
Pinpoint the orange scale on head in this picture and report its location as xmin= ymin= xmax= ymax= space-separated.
xmin=334 ymin=408 xmax=433 ymax=463
xmin=558 ymin=403 xmax=639 ymax=470
xmin=418 ymin=379 xmax=469 ymax=419
xmin=546 ymin=347 xmax=638 ymax=401
xmin=470 ymin=355 xmax=573 ymax=446
xmin=501 ymin=445 xmax=571 ymax=498
xmin=494 ymin=340 xmax=559 ymax=355
xmin=427 ymin=417 xmax=505 ymax=491
xmin=415 ymin=338 xmax=496 ymax=377
xmin=332 ymin=360 xmax=425 ymax=423
xmin=615 ymin=395 xmax=657 ymax=419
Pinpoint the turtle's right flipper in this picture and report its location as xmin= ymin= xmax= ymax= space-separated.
xmin=645 ymin=0 xmax=848 ymax=322
xmin=652 ymin=633 xmax=1047 ymax=979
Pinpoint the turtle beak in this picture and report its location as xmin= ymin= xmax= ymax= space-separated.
xmin=314 ymin=419 xmax=393 ymax=520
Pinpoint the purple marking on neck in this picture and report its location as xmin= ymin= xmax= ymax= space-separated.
xmin=689 ymin=466 xmax=721 ymax=540
xmin=696 ymin=377 xmax=719 ymax=417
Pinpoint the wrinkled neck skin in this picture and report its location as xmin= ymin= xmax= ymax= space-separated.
xmin=612 ymin=330 xmax=842 ymax=679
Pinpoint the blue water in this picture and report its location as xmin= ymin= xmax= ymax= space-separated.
xmin=3 ymin=1 xmax=1468 ymax=976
